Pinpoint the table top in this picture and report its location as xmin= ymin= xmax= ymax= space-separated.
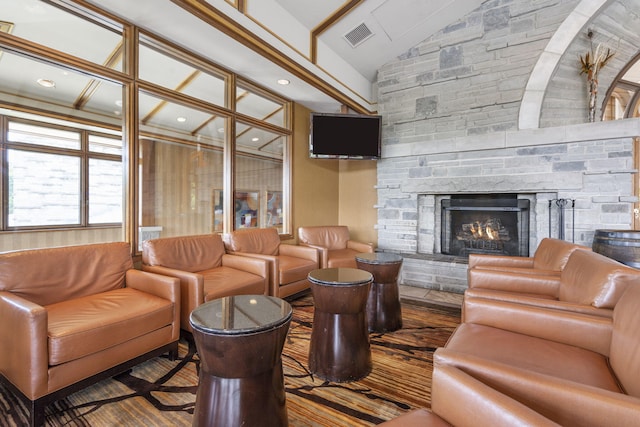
xmin=308 ymin=268 xmax=372 ymax=286
xmin=355 ymin=252 xmax=403 ymax=265
xmin=189 ymin=295 xmax=292 ymax=335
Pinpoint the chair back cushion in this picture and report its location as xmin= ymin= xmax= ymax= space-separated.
xmin=610 ymin=284 xmax=640 ymax=398
xmin=142 ymin=234 xmax=224 ymax=272
xmin=224 ymin=228 xmax=280 ymax=255
xmin=559 ymin=249 xmax=640 ymax=308
xmin=0 ymin=242 xmax=133 ymax=306
xmin=532 ymin=238 xmax=588 ymax=271
xmin=298 ymin=226 xmax=350 ymax=250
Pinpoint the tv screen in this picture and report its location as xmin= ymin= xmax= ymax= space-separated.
xmin=310 ymin=113 xmax=381 ymax=159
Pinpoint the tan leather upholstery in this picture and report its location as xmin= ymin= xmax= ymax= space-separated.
xmin=379 ymin=365 xmax=559 ymax=426
xmin=468 ymin=237 xmax=588 ymax=276
xmin=298 ymin=225 xmax=374 ymax=268
xmin=464 ymin=249 xmax=638 ymax=322
xmin=142 ymin=234 xmax=268 ymax=332
xmin=0 ymin=242 xmax=180 ymax=424
xmin=433 ymin=280 xmax=640 ymax=426
xmin=224 ymin=228 xmax=319 ymax=298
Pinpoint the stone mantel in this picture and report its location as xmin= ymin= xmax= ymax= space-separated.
xmin=383 ymin=118 xmax=640 ymax=159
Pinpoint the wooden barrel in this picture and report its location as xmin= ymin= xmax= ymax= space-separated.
xmin=592 ymin=229 xmax=640 ymax=269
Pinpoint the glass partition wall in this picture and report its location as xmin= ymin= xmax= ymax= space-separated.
xmin=0 ymin=0 xmax=292 ymax=252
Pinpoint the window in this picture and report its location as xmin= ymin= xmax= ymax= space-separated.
xmin=3 ymin=118 xmax=122 ymax=229
xmin=603 ymin=54 xmax=640 ymax=120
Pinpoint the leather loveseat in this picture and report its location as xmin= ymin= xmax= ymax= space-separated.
xmin=0 ymin=242 xmax=180 ymax=427
xmin=298 ymin=225 xmax=375 ymax=268
xmin=142 ymin=233 xmax=269 ymax=333
xmin=465 ymin=248 xmax=639 ymax=323
xmin=382 ymin=247 xmax=640 ymax=426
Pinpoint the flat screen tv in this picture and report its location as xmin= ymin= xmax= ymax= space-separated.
xmin=309 ymin=112 xmax=381 ymax=160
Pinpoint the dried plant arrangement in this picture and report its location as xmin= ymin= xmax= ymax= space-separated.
xmin=579 ymin=32 xmax=615 ymax=122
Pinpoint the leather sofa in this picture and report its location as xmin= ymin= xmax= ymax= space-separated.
xmin=433 ymin=279 xmax=640 ymax=426
xmin=142 ymin=233 xmax=269 ymax=333
xmin=223 ymin=228 xmax=319 ymax=298
xmin=298 ymin=225 xmax=375 ymax=268
xmin=382 ymin=248 xmax=640 ymax=426
xmin=0 ymin=242 xmax=180 ymax=427
xmin=465 ymin=248 xmax=639 ymax=322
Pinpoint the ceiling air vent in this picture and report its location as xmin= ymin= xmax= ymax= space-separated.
xmin=343 ymin=22 xmax=373 ymax=48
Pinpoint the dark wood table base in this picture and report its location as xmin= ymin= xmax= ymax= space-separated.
xmin=190 ymin=296 xmax=291 ymax=427
xmin=308 ymin=268 xmax=373 ymax=382
xmin=356 ymin=253 xmax=404 ymax=333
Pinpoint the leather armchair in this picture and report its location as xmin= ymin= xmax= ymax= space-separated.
xmin=298 ymin=225 xmax=374 ymax=268
xmin=464 ymin=249 xmax=640 ymax=322
xmin=379 ymin=366 xmax=558 ymax=426
xmin=223 ymin=228 xmax=319 ymax=298
xmin=142 ymin=234 xmax=269 ymax=333
xmin=0 ymin=242 xmax=180 ymax=427
xmin=434 ymin=278 xmax=640 ymax=426
xmin=468 ymin=237 xmax=589 ymax=276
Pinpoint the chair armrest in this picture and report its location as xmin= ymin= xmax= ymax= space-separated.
xmin=279 ymin=244 xmax=319 ymax=263
xmin=141 ymin=265 xmax=203 ymax=332
xmin=126 ymin=269 xmax=180 ymax=340
xmin=434 ymin=349 xmax=640 ymax=427
xmin=232 ymin=252 xmax=279 ymax=295
xmin=0 ymin=292 xmax=48 ymax=398
xmin=432 ymin=365 xmax=560 ymax=427
xmin=468 ymin=254 xmax=534 ymax=269
xmin=464 ymin=288 xmax=614 ymax=318
xmin=126 ymin=269 xmax=180 ymax=303
xmin=299 ymin=243 xmax=327 ymax=268
xmin=347 ymin=240 xmax=375 ymax=253
xmin=222 ymin=253 xmax=269 ymax=278
xmin=462 ymin=296 xmax=612 ymax=355
xmin=467 ymin=268 xmax=560 ymax=296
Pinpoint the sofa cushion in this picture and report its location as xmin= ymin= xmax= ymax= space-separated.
xmin=444 ymin=322 xmax=621 ymax=393
xmin=0 ymin=242 xmax=133 ymax=307
xmin=610 ymin=284 xmax=640 ymax=398
xmin=47 ymin=288 xmax=174 ymax=366
xmin=559 ymin=249 xmax=640 ymax=308
xmin=143 ymin=234 xmax=224 ymax=272
xmin=201 ymin=266 xmax=265 ymax=301
xmin=298 ymin=226 xmax=350 ymax=250
xmin=225 ymin=228 xmax=280 ymax=255
xmin=532 ymin=238 xmax=587 ymax=271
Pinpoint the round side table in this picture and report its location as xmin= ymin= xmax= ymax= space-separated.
xmin=356 ymin=252 xmax=404 ymax=332
xmin=308 ymin=268 xmax=373 ymax=382
xmin=189 ymin=295 xmax=292 ymax=427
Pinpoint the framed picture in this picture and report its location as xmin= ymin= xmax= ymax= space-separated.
xmin=212 ymin=189 xmax=224 ymax=232
xmin=266 ymin=190 xmax=283 ymax=228
xmin=235 ymin=190 xmax=259 ymax=229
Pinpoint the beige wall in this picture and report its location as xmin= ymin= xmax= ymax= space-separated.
xmin=338 ymin=160 xmax=377 ymax=247
xmin=290 ymin=102 xmax=377 ymax=246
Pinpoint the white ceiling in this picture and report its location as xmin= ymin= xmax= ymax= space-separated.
xmin=86 ymin=0 xmax=485 ymax=113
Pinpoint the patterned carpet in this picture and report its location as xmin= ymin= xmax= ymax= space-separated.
xmin=0 ymin=294 xmax=460 ymax=426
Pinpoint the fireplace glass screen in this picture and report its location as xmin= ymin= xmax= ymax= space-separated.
xmin=441 ymin=197 xmax=530 ymax=257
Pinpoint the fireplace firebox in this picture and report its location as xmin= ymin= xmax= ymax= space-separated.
xmin=441 ymin=195 xmax=530 ymax=257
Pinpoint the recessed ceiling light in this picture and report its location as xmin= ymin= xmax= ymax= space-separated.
xmin=115 ymin=100 xmax=122 ymax=107
xmin=177 ymin=117 xmax=187 ymax=123
xmin=252 ymin=137 xmax=260 ymax=142
xmin=217 ymin=127 xmax=225 ymax=133
xmin=114 ymin=110 xmax=121 ymax=116
xmin=36 ymin=78 xmax=55 ymax=88
xmin=277 ymin=79 xmax=290 ymax=85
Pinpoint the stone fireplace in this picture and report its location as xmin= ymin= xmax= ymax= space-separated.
xmin=375 ymin=123 xmax=636 ymax=294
